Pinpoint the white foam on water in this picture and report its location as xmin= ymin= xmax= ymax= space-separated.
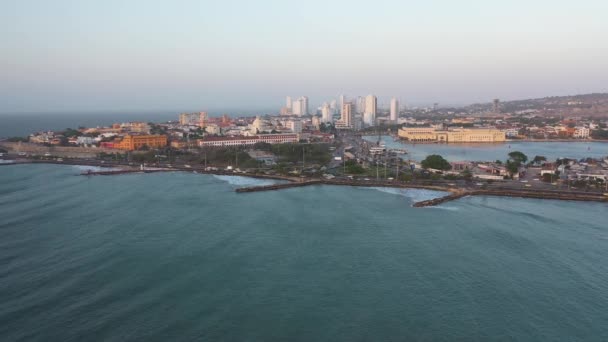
xmin=71 ymin=165 xmax=122 ymax=172
xmin=0 ymin=160 xmax=16 ymax=164
xmin=426 ymin=205 xmax=460 ymax=211
xmin=212 ymin=175 xmax=281 ymax=187
xmin=369 ymin=187 xmax=450 ymax=203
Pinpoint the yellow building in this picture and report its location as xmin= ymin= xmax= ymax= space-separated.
xmin=115 ymin=135 xmax=167 ymax=150
xmin=398 ymin=128 xmax=506 ymax=143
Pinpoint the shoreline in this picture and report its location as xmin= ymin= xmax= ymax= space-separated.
xmin=3 ymin=160 xmax=607 ymax=207
xmin=370 ymin=137 xmax=608 ymax=144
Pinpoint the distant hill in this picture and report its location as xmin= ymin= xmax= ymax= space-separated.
xmin=467 ymin=93 xmax=608 ymax=117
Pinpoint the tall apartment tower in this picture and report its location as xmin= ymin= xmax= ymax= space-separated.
xmin=286 ymin=96 xmax=292 ymax=110
xmin=390 ymin=98 xmax=399 ymax=122
xmin=356 ymin=96 xmax=365 ymax=114
xmin=363 ymin=94 xmax=377 ymax=126
xmin=291 ymin=98 xmax=302 ymax=116
xmin=493 ymin=99 xmax=500 ymax=113
xmin=198 ymin=112 xmax=208 ymax=127
xmin=341 ymin=102 xmax=353 ymax=127
xmin=300 ymin=96 xmax=309 ymax=115
xmin=321 ymin=102 xmax=333 ymax=123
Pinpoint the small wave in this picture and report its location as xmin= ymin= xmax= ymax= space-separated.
xmin=369 ymin=187 xmax=449 ymax=202
xmin=212 ymin=175 xmax=282 ymax=187
xmin=71 ymin=165 xmax=122 ymax=172
xmin=0 ymin=160 xmax=15 ymax=164
xmin=426 ymin=205 xmax=460 ymax=211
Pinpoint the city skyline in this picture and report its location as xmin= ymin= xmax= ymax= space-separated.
xmin=2 ymin=0 xmax=608 ymax=113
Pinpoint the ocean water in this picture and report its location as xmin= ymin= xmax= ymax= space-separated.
xmin=1 ymin=164 xmax=608 ymax=341
xmin=0 ymin=110 xmax=270 ymax=138
xmin=365 ymin=136 xmax=608 ymax=161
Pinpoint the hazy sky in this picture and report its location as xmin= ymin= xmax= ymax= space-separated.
xmin=2 ymin=0 xmax=608 ymax=112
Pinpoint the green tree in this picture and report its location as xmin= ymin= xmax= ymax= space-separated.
xmin=506 ymin=160 xmax=520 ymax=177
xmin=461 ymin=168 xmax=473 ymax=181
xmin=591 ymin=129 xmax=608 ymax=140
xmin=62 ymin=128 xmax=82 ymax=138
xmin=532 ymin=155 xmax=546 ymax=165
xmin=508 ymin=151 xmax=528 ymax=164
xmin=421 ymin=154 xmax=452 ymax=171
xmin=344 ymin=160 xmax=365 ymax=174
xmin=7 ymin=136 xmax=28 ymax=142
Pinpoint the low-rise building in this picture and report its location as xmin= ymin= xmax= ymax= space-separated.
xmin=398 ymin=128 xmax=506 ymax=143
xmin=198 ymin=134 xmax=298 ymax=147
xmin=574 ymin=127 xmax=590 ymax=139
xmin=113 ymin=135 xmax=168 ymax=150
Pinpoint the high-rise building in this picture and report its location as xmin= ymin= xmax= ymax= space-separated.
xmin=390 ymin=98 xmax=399 ymax=122
xmin=356 ymin=96 xmax=365 ymax=114
xmin=311 ymin=115 xmax=321 ymax=130
xmin=330 ymin=99 xmax=337 ymax=111
xmin=301 ymin=96 xmax=309 ymax=115
xmin=286 ymin=96 xmax=308 ymax=116
xmin=321 ymin=102 xmax=332 ymax=123
xmin=363 ymin=94 xmax=377 ymax=126
xmin=179 ymin=112 xmax=202 ymax=126
xmin=199 ymin=112 xmax=208 ymax=127
xmin=341 ymin=102 xmax=353 ymax=127
xmin=286 ymin=96 xmax=292 ymax=109
xmin=292 ymin=98 xmax=302 ymax=116
xmin=493 ymin=99 xmax=500 ymax=113
xmin=339 ymin=95 xmax=346 ymax=110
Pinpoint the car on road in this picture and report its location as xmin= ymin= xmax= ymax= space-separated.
xmin=18 ymin=152 xmax=27 ymax=156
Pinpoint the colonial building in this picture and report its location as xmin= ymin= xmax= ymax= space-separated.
xmin=398 ymin=128 xmax=506 ymax=143
xmin=198 ymin=134 xmax=298 ymax=147
xmin=114 ymin=135 xmax=168 ymax=150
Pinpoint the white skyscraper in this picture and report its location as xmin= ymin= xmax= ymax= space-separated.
xmin=321 ymin=102 xmax=332 ymax=123
xmin=390 ymin=97 xmax=399 ymax=122
xmin=341 ymin=102 xmax=353 ymax=127
xmin=286 ymin=96 xmax=292 ymax=110
xmin=330 ymin=99 xmax=337 ymax=111
xmin=292 ymin=98 xmax=302 ymax=116
xmin=339 ymin=95 xmax=346 ymax=110
xmin=356 ymin=96 xmax=365 ymax=114
xmin=300 ymin=96 xmax=309 ymax=115
xmin=363 ymin=94 xmax=377 ymax=126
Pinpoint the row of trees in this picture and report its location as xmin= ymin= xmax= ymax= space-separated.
xmin=253 ymin=142 xmax=332 ymax=165
xmin=419 ymin=151 xmax=533 ymax=178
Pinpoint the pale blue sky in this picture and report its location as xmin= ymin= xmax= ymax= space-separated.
xmin=2 ymin=0 xmax=607 ymax=112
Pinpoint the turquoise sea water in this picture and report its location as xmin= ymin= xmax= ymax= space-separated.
xmin=365 ymin=136 xmax=608 ymax=162
xmin=1 ymin=164 xmax=608 ymax=341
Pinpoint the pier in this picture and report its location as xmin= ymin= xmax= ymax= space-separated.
xmin=233 ymin=180 xmax=608 ymax=208
xmin=412 ymin=192 xmax=471 ymax=207
xmin=5 ymin=159 xmax=608 ymax=207
xmin=81 ymin=169 xmax=171 ymax=176
xmin=413 ymin=189 xmax=608 ymax=207
xmin=235 ymin=181 xmax=323 ymax=193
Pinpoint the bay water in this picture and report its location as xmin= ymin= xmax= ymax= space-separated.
xmin=1 ymin=164 xmax=607 ymax=341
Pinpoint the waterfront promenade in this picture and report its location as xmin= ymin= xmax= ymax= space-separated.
xmin=2 ymin=158 xmax=607 ymax=208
